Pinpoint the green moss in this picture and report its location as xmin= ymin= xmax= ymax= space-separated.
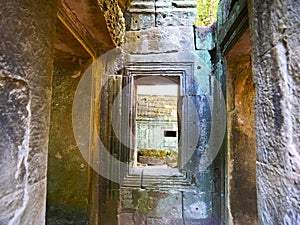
xmin=137 ymin=149 xmax=178 ymax=158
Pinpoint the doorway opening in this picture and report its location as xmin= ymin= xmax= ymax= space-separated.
xmin=225 ymin=28 xmax=258 ymax=224
xmin=130 ymin=75 xmax=182 ymax=176
xmin=136 ymin=83 xmax=179 ymax=168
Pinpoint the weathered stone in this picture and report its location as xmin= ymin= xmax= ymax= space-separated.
xmin=252 ymin=45 xmax=291 ymax=168
xmin=225 ymin=28 xmax=258 ymax=225
xmin=125 ymin=26 xmax=194 ymax=54
xmin=183 ymin=191 xmax=211 ymax=220
xmin=249 ymin=0 xmax=300 ymax=223
xmin=147 ymin=217 xmax=183 ymax=225
xmin=118 ymin=213 xmax=135 ymax=225
xmin=125 ymin=0 xmax=197 ymax=30
xmin=0 ymin=78 xmax=29 ymax=197
xmin=249 ymin=0 xmax=300 ymax=60
xmin=156 ymin=9 xmax=197 ymax=27
xmin=19 ymin=179 xmax=47 ymax=225
xmin=1 ymin=0 xmax=299 ymax=224
xmin=217 ymin=0 xmax=247 ymax=49
xmin=119 ymin=188 xmax=213 ymax=224
xmin=46 ymin=59 xmax=90 ymax=224
xmin=0 ymin=0 xmax=56 ymax=224
xmin=0 ymin=190 xmax=23 ymax=223
xmin=98 ymin=0 xmax=126 ymax=46
xmin=256 ymin=163 xmax=290 ymax=224
xmin=195 ymin=25 xmax=215 ymax=50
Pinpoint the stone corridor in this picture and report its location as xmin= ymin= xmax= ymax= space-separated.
xmin=0 ymin=0 xmax=299 ymax=225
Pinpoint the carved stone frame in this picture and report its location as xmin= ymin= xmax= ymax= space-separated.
xmin=120 ymin=62 xmax=194 ymax=188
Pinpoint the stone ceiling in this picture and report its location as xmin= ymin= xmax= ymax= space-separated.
xmin=54 ymin=0 xmax=130 ymax=61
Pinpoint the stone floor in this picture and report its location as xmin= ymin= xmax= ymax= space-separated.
xmin=130 ymin=165 xmax=182 ymax=177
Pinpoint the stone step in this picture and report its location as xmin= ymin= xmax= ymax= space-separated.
xmin=121 ymin=170 xmax=193 ymax=188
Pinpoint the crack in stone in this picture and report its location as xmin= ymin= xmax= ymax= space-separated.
xmin=8 ymin=98 xmax=31 ymax=225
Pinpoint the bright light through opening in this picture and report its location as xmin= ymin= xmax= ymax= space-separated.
xmin=137 ymin=85 xmax=178 ymax=96
xmin=136 ymin=84 xmax=179 ymax=168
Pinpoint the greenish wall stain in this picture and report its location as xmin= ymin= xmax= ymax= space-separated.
xmin=46 ymin=59 xmax=91 ymax=225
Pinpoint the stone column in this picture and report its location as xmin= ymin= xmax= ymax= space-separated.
xmin=0 ymin=1 xmax=56 ymax=224
xmin=248 ymin=0 xmax=300 ymax=224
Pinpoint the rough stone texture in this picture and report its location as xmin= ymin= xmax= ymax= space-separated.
xmin=116 ymin=2 xmax=216 ymax=222
xmin=125 ymin=26 xmax=195 ymax=54
xmin=0 ymin=1 xmax=56 ymax=224
xmin=0 ymin=0 xmax=297 ymax=224
xmin=97 ymin=76 xmax=123 ymax=225
xmin=46 ymin=59 xmax=91 ymax=225
xmin=119 ymin=188 xmax=210 ymax=225
xmin=195 ymin=25 xmax=215 ymax=50
xmin=0 ymin=78 xmax=29 ymax=223
xmin=125 ymin=0 xmax=197 ymax=31
xmin=226 ymin=29 xmax=258 ymax=225
xmin=98 ymin=0 xmax=126 ymax=46
xmin=248 ymin=0 xmax=300 ymax=224
xmin=136 ymin=94 xmax=178 ymax=152
xmin=217 ymin=0 xmax=247 ymax=42
xmin=62 ymin=0 xmax=117 ymax=53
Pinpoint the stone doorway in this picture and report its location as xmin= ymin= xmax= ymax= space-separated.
xmin=225 ymin=28 xmax=258 ymax=225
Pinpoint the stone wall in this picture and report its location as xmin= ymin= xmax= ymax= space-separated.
xmin=115 ymin=0 xmax=217 ymax=223
xmin=215 ymin=1 xmax=258 ymax=224
xmin=216 ymin=0 xmax=300 ymax=223
xmin=1 ymin=0 xmax=298 ymax=224
xmin=137 ymin=94 xmax=178 ymax=151
xmin=0 ymin=1 xmax=56 ymax=224
xmin=125 ymin=0 xmax=197 ymax=30
xmin=118 ymin=188 xmax=212 ymax=225
xmin=137 ymin=95 xmax=177 ymax=120
xmin=248 ymin=0 xmax=300 ymax=224
xmin=46 ymin=58 xmax=91 ymax=225
xmin=226 ymin=29 xmax=258 ymax=225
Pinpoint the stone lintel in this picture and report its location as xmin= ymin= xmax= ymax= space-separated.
xmin=57 ymin=1 xmax=99 ymax=59
xmin=217 ymin=0 xmax=248 ymax=54
xmin=171 ymin=1 xmax=197 ymax=8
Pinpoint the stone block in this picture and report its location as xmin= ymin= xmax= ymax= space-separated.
xmin=252 ymin=46 xmax=289 ymax=168
xmin=119 ymin=188 xmax=137 ymax=210
xmin=195 ymin=25 xmax=215 ymax=50
xmin=147 ymin=189 xmax=182 ymax=218
xmin=125 ymin=12 xmax=155 ymax=31
xmin=0 ymin=189 xmax=23 ymax=224
xmin=19 ymin=179 xmax=47 ymax=225
xmin=156 ymin=9 xmax=197 ymax=27
xmin=288 ymin=171 xmax=300 ymax=212
xmin=133 ymin=212 xmax=146 ymax=225
xmin=217 ymin=0 xmax=247 ymax=48
xmin=182 ymin=190 xmax=212 ymax=220
xmin=124 ymin=27 xmax=194 ymax=54
xmin=0 ymin=0 xmax=55 ymax=221
xmin=249 ymin=0 xmax=300 ymax=61
xmin=195 ymin=169 xmax=213 ymax=193
xmin=0 ymin=78 xmax=29 ymax=197
xmin=147 ymin=217 xmax=183 ymax=225
xmin=118 ymin=213 xmax=134 ymax=225
xmin=256 ymin=162 xmax=290 ymax=224
xmin=184 ymin=218 xmax=213 ymax=225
